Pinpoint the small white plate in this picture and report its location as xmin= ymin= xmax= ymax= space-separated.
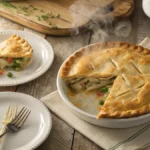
xmin=0 ymin=92 xmax=52 ymax=150
xmin=0 ymin=30 xmax=54 ymax=86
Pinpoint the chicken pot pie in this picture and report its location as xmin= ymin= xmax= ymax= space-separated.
xmin=60 ymin=42 xmax=150 ymax=119
xmin=0 ymin=34 xmax=33 ymax=71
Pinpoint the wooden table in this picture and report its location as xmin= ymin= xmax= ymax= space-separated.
xmin=0 ymin=0 xmax=149 ymax=149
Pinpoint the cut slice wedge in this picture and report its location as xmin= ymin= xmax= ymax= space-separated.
xmin=97 ymin=82 xmax=150 ymax=118
xmin=107 ymin=75 xmax=130 ymax=98
xmin=0 ymin=35 xmax=33 ymax=70
xmin=67 ymin=76 xmax=116 ymax=91
xmin=123 ymin=74 xmax=145 ymax=89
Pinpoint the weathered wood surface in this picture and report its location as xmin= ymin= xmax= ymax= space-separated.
xmin=0 ymin=0 xmax=133 ymax=35
xmin=0 ymin=0 xmax=148 ymax=150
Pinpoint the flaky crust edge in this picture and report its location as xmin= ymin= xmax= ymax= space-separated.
xmin=98 ymin=82 xmax=150 ymax=119
xmin=0 ymin=34 xmax=33 ymax=58
xmin=97 ymin=105 xmax=150 ymax=119
xmin=60 ymin=42 xmax=150 ymax=78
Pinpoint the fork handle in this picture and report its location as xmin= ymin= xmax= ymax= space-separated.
xmin=0 ymin=130 xmax=8 ymax=138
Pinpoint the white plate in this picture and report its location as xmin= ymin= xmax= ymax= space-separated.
xmin=0 ymin=30 xmax=54 ymax=86
xmin=0 ymin=92 xmax=52 ymax=150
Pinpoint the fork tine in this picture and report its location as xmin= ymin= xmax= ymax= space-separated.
xmin=12 ymin=107 xmax=26 ymax=124
xmin=12 ymin=104 xmax=17 ymax=120
xmin=1 ymin=103 xmax=18 ymax=135
xmin=2 ymin=103 xmax=12 ymax=124
xmin=10 ymin=103 xmax=14 ymax=120
xmin=5 ymin=103 xmax=11 ymax=119
xmin=15 ymin=104 xmax=18 ymax=117
xmin=14 ymin=108 xmax=28 ymax=125
xmin=16 ymin=110 xmax=31 ymax=127
xmin=7 ymin=103 xmax=12 ymax=118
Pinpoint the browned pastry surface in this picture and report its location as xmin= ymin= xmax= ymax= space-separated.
xmin=0 ymin=34 xmax=32 ymax=58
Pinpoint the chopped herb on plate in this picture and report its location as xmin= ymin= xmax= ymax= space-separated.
xmin=51 ymin=25 xmax=57 ymax=29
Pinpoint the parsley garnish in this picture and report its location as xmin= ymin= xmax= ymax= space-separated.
xmin=33 ymin=8 xmax=37 ymax=10
xmin=41 ymin=14 xmax=49 ymax=20
xmin=57 ymin=14 xmax=60 ymax=18
xmin=41 ymin=12 xmax=61 ymax=21
xmin=36 ymin=15 xmax=41 ymax=21
xmin=0 ymin=2 xmax=17 ymax=9
xmin=21 ymin=7 xmax=29 ymax=13
xmin=51 ymin=25 xmax=58 ymax=29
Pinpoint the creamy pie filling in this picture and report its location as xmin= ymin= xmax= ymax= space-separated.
xmin=0 ymin=57 xmax=31 ymax=71
xmin=67 ymin=76 xmax=116 ymax=91
xmin=65 ymin=76 xmax=116 ymax=107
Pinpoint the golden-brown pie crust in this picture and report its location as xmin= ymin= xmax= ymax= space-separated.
xmin=0 ymin=35 xmax=33 ymax=58
xmin=97 ymin=83 xmax=150 ymax=118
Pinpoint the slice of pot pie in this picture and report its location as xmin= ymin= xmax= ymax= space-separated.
xmin=60 ymin=42 xmax=150 ymax=118
xmin=0 ymin=35 xmax=33 ymax=71
xmin=98 ymin=83 xmax=150 ymax=118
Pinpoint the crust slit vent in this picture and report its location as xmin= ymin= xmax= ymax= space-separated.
xmin=89 ymin=63 xmax=95 ymax=71
xmin=109 ymin=58 xmax=120 ymax=73
xmin=130 ymin=62 xmax=142 ymax=74
xmin=121 ymin=74 xmax=130 ymax=86
xmin=121 ymin=74 xmax=140 ymax=98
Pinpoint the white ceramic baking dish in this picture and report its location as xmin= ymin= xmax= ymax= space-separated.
xmin=57 ymin=49 xmax=150 ymax=129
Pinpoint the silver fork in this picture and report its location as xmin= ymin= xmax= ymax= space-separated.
xmin=0 ymin=103 xmax=17 ymax=136
xmin=0 ymin=107 xmax=31 ymax=138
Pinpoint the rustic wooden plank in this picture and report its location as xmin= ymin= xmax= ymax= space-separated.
xmin=0 ymin=16 xmax=24 ymax=31
xmin=0 ymin=0 xmax=133 ymax=35
xmin=0 ymin=86 xmax=16 ymax=92
xmin=37 ymin=113 xmax=74 ymax=150
xmin=72 ymin=132 xmax=102 ymax=150
xmin=16 ymin=32 xmax=91 ymax=150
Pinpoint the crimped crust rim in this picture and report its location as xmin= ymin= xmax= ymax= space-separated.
xmin=97 ymin=105 xmax=150 ymax=119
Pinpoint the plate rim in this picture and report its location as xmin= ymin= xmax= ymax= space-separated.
xmin=0 ymin=91 xmax=52 ymax=150
xmin=0 ymin=30 xmax=54 ymax=86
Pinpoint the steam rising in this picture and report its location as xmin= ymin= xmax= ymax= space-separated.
xmin=114 ymin=20 xmax=132 ymax=37
xmin=69 ymin=0 xmax=132 ymax=42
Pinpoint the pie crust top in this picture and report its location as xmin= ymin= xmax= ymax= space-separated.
xmin=0 ymin=34 xmax=33 ymax=58
xmin=60 ymin=42 xmax=150 ymax=119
